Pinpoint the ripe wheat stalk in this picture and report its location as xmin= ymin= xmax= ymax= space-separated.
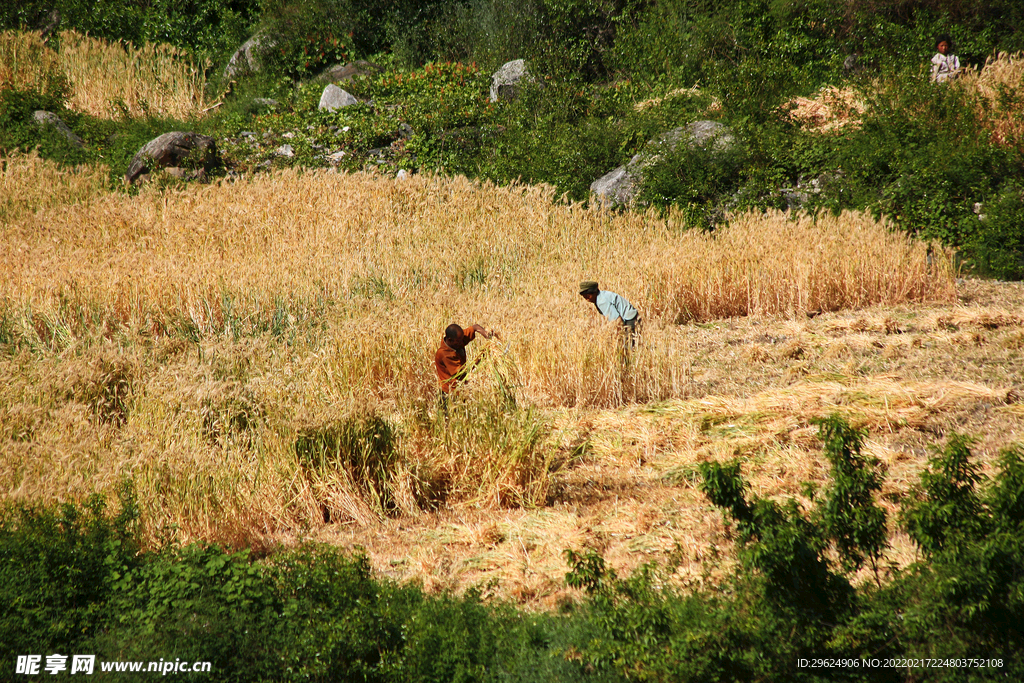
xmin=0 ymin=157 xmax=957 ymax=544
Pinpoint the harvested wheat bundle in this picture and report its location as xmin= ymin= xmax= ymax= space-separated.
xmin=788 ymin=86 xmax=867 ymax=132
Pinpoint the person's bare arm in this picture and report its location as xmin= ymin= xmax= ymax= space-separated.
xmin=471 ymin=324 xmax=498 ymax=340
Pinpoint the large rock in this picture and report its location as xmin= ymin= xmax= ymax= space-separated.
xmin=669 ymin=120 xmax=734 ymax=151
xmin=223 ymin=34 xmax=277 ymax=78
xmin=318 ymin=84 xmax=359 ymax=111
xmin=124 ymin=132 xmax=218 ymax=184
xmin=590 ymin=120 xmax=735 ymax=208
xmin=33 ymin=110 xmax=84 ymax=148
xmin=490 ymin=59 xmax=530 ymax=102
xmin=318 ymin=60 xmax=384 ymax=83
xmin=589 ymin=166 xmax=639 ymax=208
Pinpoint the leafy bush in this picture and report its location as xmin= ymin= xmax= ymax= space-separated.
xmin=637 ymin=130 xmax=748 ymax=226
xmin=424 ymin=0 xmax=545 ymax=71
xmin=94 ymin=544 xmax=282 ymax=679
xmin=966 ymin=183 xmax=1024 ymax=280
xmin=0 ymin=481 xmax=140 ymax=661
xmin=794 ymin=71 xmax=1020 ymax=249
xmin=474 ymin=80 xmax=625 ymax=200
xmin=890 ymin=441 xmax=1024 ymax=675
xmin=359 ymin=61 xmax=493 ymax=135
xmin=812 ymin=415 xmax=887 ymax=576
xmin=0 ymin=87 xmax=82 ymax=162
xmin=254 ymin=4 xmax=357 ymax=82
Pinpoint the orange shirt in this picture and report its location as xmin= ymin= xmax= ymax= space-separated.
xmin=434 ymin=327 xmax=476 ymax=393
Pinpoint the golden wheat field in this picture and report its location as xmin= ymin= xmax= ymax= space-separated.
xmin=2 ymin=153 xmax=1023 ymax=607
xmin=0 ymin=30 xmax=208 ymax=119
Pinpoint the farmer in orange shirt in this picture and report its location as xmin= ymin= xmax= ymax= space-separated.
xmin=434 ymin=323 xmax=498 ymax=405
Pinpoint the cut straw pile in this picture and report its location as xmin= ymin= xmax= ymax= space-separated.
xmin=787 ymin=86 xmax=867 ymax=132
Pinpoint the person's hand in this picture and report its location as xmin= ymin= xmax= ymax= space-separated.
xmin=489 ymin=329 xmax=501 ymax=340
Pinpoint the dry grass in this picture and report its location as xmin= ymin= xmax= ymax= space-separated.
xmin=316 ymin=366 xmax=1023 ymax=608
xmin=787 ymin=86 xmax=867 ymax=132
xmin=958 ymin=51 xmax=1024 ymax=147
xmin=2 ymin=30 xmax=208 ymax=119
xmin=0 ymin=159 xmax=955 ymax=409
xmin=55 ymin=30 xmax=209 ymax=119
xmin=1 ymin=151 xmax=110 ymax=221
xmin=1 ymin=156 xmax=1017 ymax=607
xmin=633 ymin=86 xmax=722 ymax=113
xmin=646 ymin=209 xmax=955 ymax=321
xmin=0 ymin=30 xmax=66 ymax=98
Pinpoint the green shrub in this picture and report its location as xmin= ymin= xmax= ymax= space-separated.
xmin=0 ymin=481 xmax=140 ymax=660
xmin=93 ymin=544 xmax=281 ymax=680
xmin=425 ymin=0 xmax=545 ymax=71
xmin=0 ymin=87 xmax=81 ymax=161
xmin=890 ymin=440 xmax=1024 ymax=675
xmin=804 ymin=72 xmax=1019 ymax=247
xmin=359 ymin=61 xmax=493 ymax=135
xmin=901 ymin=434 xmax=986 ymax=555
xmin=812 ymin=415 xmax=888 ymax=576
xmin=637 ymin=128 xmax=747 ymax=226
xmin=967 ymin=183 xmax=1024 ymax=280
xmin=474 ymin=80 xmax=625 ymax=200
xmin=254 ymin=1 xmax=358 ymax=82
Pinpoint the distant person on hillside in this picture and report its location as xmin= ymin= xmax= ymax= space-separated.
xmin=579 ymin=281 xmax=641 ymax=348
xmin=434 ymin=323 xmax=498 ymax=407
xmin=931 ymin=35 xmax=961 ymax=83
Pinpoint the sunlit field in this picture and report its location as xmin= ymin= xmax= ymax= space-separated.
xmin=0 ymin=30 xmax=208 ymax=119
xmin=7 ymin=153 xmax=1023 ymax=606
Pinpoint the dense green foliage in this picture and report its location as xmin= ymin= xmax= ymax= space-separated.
xmin=4 ymin=418 xmax=1023 ymax=680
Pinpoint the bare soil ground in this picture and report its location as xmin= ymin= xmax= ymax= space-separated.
xmin=300 ymin=279 xmax=1024 ymax=609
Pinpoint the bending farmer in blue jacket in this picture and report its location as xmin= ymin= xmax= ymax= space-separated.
xmin=579 ymin=280 xmax=641 ymax=346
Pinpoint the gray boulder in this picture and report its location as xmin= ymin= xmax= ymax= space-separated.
xmin=589 ymin=167 xmax=639 ymax=208
xmin=318 ymin=84 xmax=359 ymax=111
xmin=319 ymin=60 xmax=384 ymax=83
xmin=672 ymin=120 xmax=734 ymax=151
xmin=223 ymin=34 xmax=277 ymax=78
xmin=590 ymin=120 xmax=736 ymax=208
xmin=125 ymin=132 xmax=218 ymax=184
xmin=33 ymin=111 xmax=84 ymax=148
xmin=779 ymin=170 xmax=844 ymax=211
xmin=490 ymin=59 xmax=530 ymax=102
